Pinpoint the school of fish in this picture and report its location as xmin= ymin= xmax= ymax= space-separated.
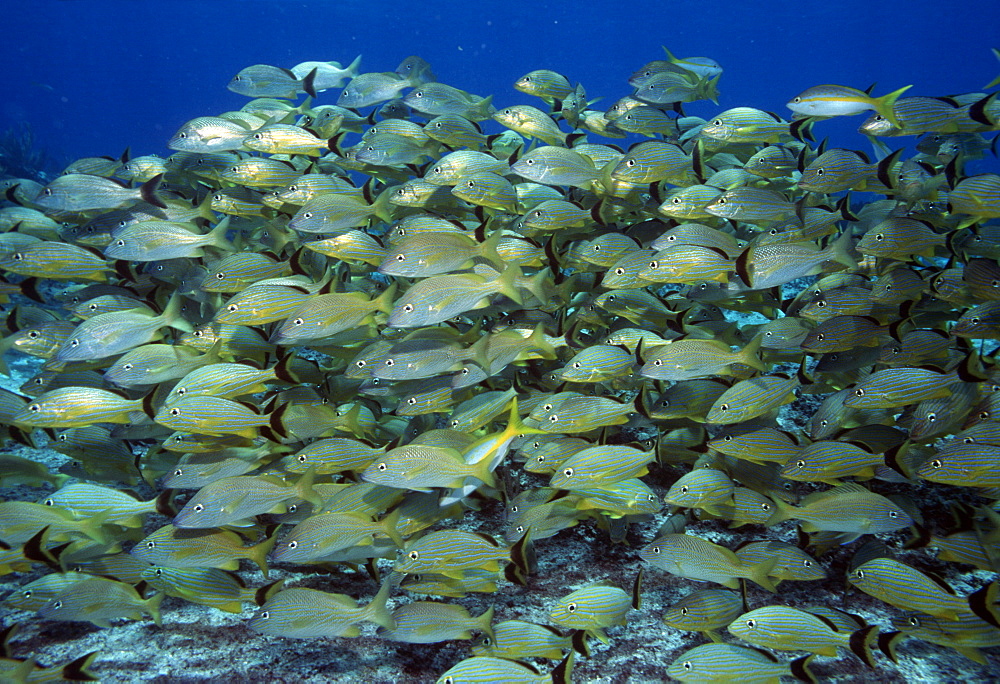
xmin=0 ymin=46 xmax=999 ymax=682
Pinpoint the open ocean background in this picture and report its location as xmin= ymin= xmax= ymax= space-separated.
xmin=1 ymin=0 xmax=997 ymax=173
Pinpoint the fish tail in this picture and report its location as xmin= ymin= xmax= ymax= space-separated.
xmin=877 ymin=630 xmax=904 ymax=662
xmin=345 ymin=54 xmax=363 ymax=79
xmin=374 ymin=281 xmax=398 ymax=315
xmin=380 ymin=506 xmax=405 ymax=548
xmin=301 ymin=67 xmax=318 ymax=99
xmin=875 ymin=85 xmax=912 ymax=129
xmin=477 ymin=605 xmax=496 ymax=642
xmin=747 ymin=555 xmax=779 ymax=592
xmin=828 ymin=229 xmax=858 ymax=271
xmin=739 ymin=334 xmax=767 ymax=372
xmin=294 ymin=466 xmax=322 ymax=508
xmin=207 ymin=216 xmax=236 ymax=251
xmin=139 ymin=173 xmax=167 ymax=209
xmin=968 ymin=580 xmax=1000 ymax=628
xmin=59 ymin=652 xmax=99 ymax=682
xmin=272 ymin=353 xmax=300 ymax=384
xmin=790 ymin=653 xmax=817 ymax=684
xmin=552 ymin=652 xmax=575 ymax=684
xmin=249 ymin=525 xmax=280 ymax=577
xmin=253 ymin=578 xmax=285 ymax=606
xmin=154 ymin=489 xmax=177 ymax=517
xmin=363 ymin=578 xmax=396 ymax=631
xmin=146 ymin=591 xmax=165 ymax=627
xmin=505 ymin=396 xmax=546 ymax=437
xmin=473 ymin=454 xmax=498 ymax=488
xmin=495 ymin=264 xmax=524 ymax=305
xmin=764 ymin=496 xmax=794 ymax=526
xmin=571 ymin=629 xmax=591 ymax=656
xmin=849 ymin=624 xmax=878 ymax=668
xmin=160 ymin=293 xmax=195 ymax=334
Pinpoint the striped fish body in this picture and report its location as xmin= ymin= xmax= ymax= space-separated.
xmin=705 ymin=374 xmax=798 ymax=425
xmin=549 ymin=445 xmax=654 ymax=488
xmin=662 ymin=589 xmax=745 ymax=640
xmin=141 ymin=566 xmax=251 ymax=613
xmin=849 ymin=558 xmax=971 ymax=620
xmin=665 ymin=469 xmax=735 ymax=515
xmin=472 ymin=619 xmax=572 ymax=660
xmin=844 ymin=367 xmax=956 ymax=409
xmin=394 ymin=530 xmax=509 ymax=578
xmin=130 ymin=525 xmax=276 ymax=574
xmin=154 ymin=396 xmax=276 ymax=439
xmin=172 ymin=472 xmax=317 ymax=528
xmin=549 ymin=584 xmax=632 ymax=641
xmin=734 ymin=542 xmax=826 ymax=583
xmin=780 ymin=441 xmax=884 ymax=484
xmin=640 ymin=533 xmax=777 ymax=592
xmin=14 ymin=387 xmax=147 ymax=427
xmin=668 ymin=643 xmax=814 ymax=683
xmin=917 ymin=442 xmax=1000 ymax=487
xmin=728 ymin=605 xmax=874 ymax=662
xmin=271 ymin=510 xmax=403 ymax=564
xmin=248 ymin=582 xmax=393 ymax=638
xmin=766 ymin=483 xmax=911 ymax=534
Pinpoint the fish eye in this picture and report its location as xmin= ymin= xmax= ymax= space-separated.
xmin=567 ymin=603 xmax=577 ymax=613
xmin=889 ymin=510 xmax=899 ymax=518
xmin=52 ymin=600 xmax=63 ymax=609
xmin=287 ymin=541 xmax=298 ymax=549
xmin=625 ymin=159 xmax=636 ymax=167
xmin=746 ymin=619 xmax=756 ymax=628
xmin=815 ymin=168 xmax=824 ymax=176
xmin=12 ymin=253 xmax=22 ymax=261
xmin=408 ymin=551 xmax=419 ymax=560
xmin=44 ymin=498 xmax=54 ymax=506
xmin=572 ymin=362 xmax=581 ymax=368
xmin=716 ymin=197 xmax=726 ymax=205
xmin=395 ymin=254 xmax=406 ymax=261
xmin=302 ymin=212 xmax=313 ymax=219
xmin=407 ymin=397 xmax=417 ymax=405
xmin=930 ymin=459 xmax=943 ymax=469
xmin=377 ymin=462 xmax=388 ymax=471
xmin=793 ymin=97 xmax=801 ymax=103
xmin=615 ymin=268 xmax=625 ymax=275
xmin=651 ymin=546 xmax=661 ymax=555
xmin=926 ymin=412 xmax=936 ymax=422
xmin=562 ymin=467 xmax=573 ymax=477
xmin=680 ymin=607 xmax=689 ymax=616
xmin=169 ymin=408 xmax=181 ymax=416
xmin=122 ymin=363 xmax=133 ymax=371
xmin=193 ymin=504 xmax=204 ymax=512
xmin=146 ymin=540 xmax=156 ymax=549
xmin=543 ymin=404 xmax=552 ymax=411
xmin=227 ymin=304 xmax=239 ymax=312
xmin=719 ymin=404 xmax=729 ymax=412
xmin=28 ymin=404 xmax=41 ymax=412
xmin=173 ymin=468 xmax=183 ymax=476
xmin=525 ymin=158 xmax=535 ymax=165
xmin=293 ymin=318 xmax=304 ymax=326
xmin=70 ymin=339 xmax=79 ymax=347
xmin=27 ymin=330 xmax=38 ymax=339
xmin=384 ymin=359 xmax=395 ymax=366
xmin=671 ymin=197 xmax=681 ymax=204
xmin=403 ymin=304 xmax=414 ymax=313
xmin=259 ymin=611 xmax=269 ymax=620
xmin=682 ymin=661 xmax=693 ymax=671
xmin=814 ymin=333 xmax=825 ymax=341
xmin=854 ymin=388 xmax=865 ymax=397
xmin=653 ymin=359 xmax=663 ymax=366
xmin=649 ymin=261 xmax=658 ymax=269
xmin=761 ymin=503 xmax=771 ymax=511
xmin=855 ymin=569 xmax=864 ymax=579
xmin=548 ymin=414 xmax=559 ymax=422
xmin=297 ymin=454 xmax=308 ymax=463
xmin=795 ymin=460 xmax=805 ymax=468
xmin=355 ymin=360 xmax=366 ymax=368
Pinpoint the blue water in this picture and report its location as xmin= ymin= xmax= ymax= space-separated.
xmin=2 ymin=0 xmax=997 ymax=169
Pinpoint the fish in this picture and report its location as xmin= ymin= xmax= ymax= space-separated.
xmin=271 ymin=509 xmax=403 ymax=564
xmin=848 ymin=557 xmax=992 ymax=622
xmin=766 ymin=483 xmax=912 ymax=533
xmin=38 ymin=576 xmax=164 ymax=628
xmin=435 ymin=654 xmax=574 ymax=684
xmin=228 ymin=64 xmax=318 ymax=99
xmin=661 ymin=588 xmax=746 ymax=642
xmin=248 ymin=580 xmax=394 ymax=638
xmin=639 ymin=336 xmax=765 ymax=381
xmin=172 ymin=471 xmax=320 ymax=528
xmin=728 ymin=605 xmax=876 ymax=665
xmin=130 ymin=525 xmax=278 ymax=575
xmin=668 ymin=643 xmax=815 ymax=683
xmin=787 ymin=84 xmax=912 ymax=127
xmin=378 ymin=602 xmax=493 ymax=643
xmin=393 ymin=530 xmax=513 ymax=579
xmin=640 ymin=533 xmax=777 ymax=592
xmin=33 ymin=173 xmax=165 ymax=212
xmin=548 ymin=573 xmax=642 ymax=644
